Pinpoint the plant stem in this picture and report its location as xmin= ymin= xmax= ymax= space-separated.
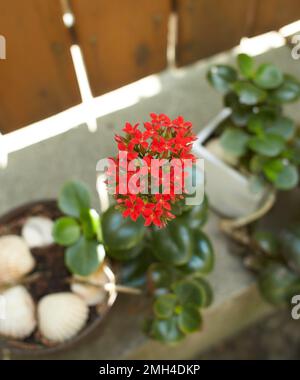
xmin=220 ymin=189 xmax=277 ymax=244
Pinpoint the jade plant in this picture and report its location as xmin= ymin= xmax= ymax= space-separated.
xmin=244 ymin=225 xmax=300 ymax=305
xmin=207 ymin=53 xmax=300 ymax=191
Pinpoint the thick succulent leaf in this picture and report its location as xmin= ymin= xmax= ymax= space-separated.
xmin=274 ymin=164 xmax=299 ymax=190
xmin=173 ymin=279 xmax=204 ymax=307
xmin=58 ymin=181 xmax=91 ymax=218
xmin=207 ymin=65 xmax=238 ymax=92
xmin=180 ymin=230 xmax=214 ymax=275
xmin=280 ymin=225 xmax=300 ymax=272
xmin=101 ymin=206 xmax=145 ymax=251
xmin=150 ymin=316 xmax=184 ymax=343
xmin=52 ymin=217 xmax=80 ymax=246
xmin=270 ymin=75 xmax=300 ymax=103
xmin=106 ymin=242 xmax=143 ymax=261
xmin=177 ymin=305 xmax=202 ymax=334
xmin=248 ymin=134 xmax=285 ymax=157
xmin=65 ymin=237 xmax=104 ymax=276
xmin=220 ymin=128 xmax=250 ymax=157
xmin=258 ymin=262 xmax=300 ymax=305
xmin=154 ymin=294 xmax=177 ymax=319
xmin=237 ymin=53 xmax=255 ymax=79
xmin=254 ymin=63 xmax=283 ymax=89
xmin=252 ymin=230 xmax=279 ymax=257
xmin=232 ymin=81 xmax=267 ymax=105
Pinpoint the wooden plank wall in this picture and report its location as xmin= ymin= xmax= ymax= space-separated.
xmin=1 ymin=0 xmax=300 ymax=132
xmin=0 ymin=0 xmax=81 ymax=133
xmin=70 ymin=0 xmax=171 ymax=97
xmin=175 ymin=0 xmax=300 ymax=66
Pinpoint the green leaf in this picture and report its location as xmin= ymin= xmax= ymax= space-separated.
xmin=80 ymin=208 xmax=99 ymax=240
xmin=248 ymin=134 xmax=285 ymax=157
xmin=180 ymin=230 xmax=214 ymax=275
xmin=262 ymin=159 xmax=284 ymax=182
xmin=248 ymin=175 xmax=266 ymax=194
xmin=101 ymin=206 xmax=145 ymax=251
xmin=179 ymin=196 xmax=208 ymax=229
xmin=121 ymin=248 xmax=153 ymax=288
xmin=106 ymin=242 xmax=143 ymax=261
xmin=150 ymin=316 xmax=184 ymax=343
xmin=266 ymin=116 xmax=295 ymax=140
xmin=258 ymin=262 xmax=300 ymax=305
xmin=154 ymin=294 xmax=177 ymax=319
xmin=192 ymin=277 xmax=213 ymax=307
xmin=52 ymin=217 xmax=81 ymax=246
xmin=280 ymin=225 xmax=300 ymax=272
xmin=274 ymin=164 xmax=299 ymax=190
xmin=254 ymin=63 xmax=283 ymax=89
xmin=232 ymin=81 xmax=267 ymax=105
xmin=270 ymin=74 xmax=300 ymax=103
xmin=247 ymin=114 xmax=265 ymax=135
xmin=220 ymin=128 xmax=250 ymax=157
xmin=249 ymin=155 xmax=268 ymax=173
xmin=147 ymin=263 xmax=178 ymax=293
xmin=58 ymin=181 xmax=91 ymax=218
xmin=178 ymin=305 xmax=202 ymax=334
xmin=237 ymin=53 xmax=254 ymax=78
xmin=65 ymin=237 xmax=104 ymax=276
xmin=151 ymin=219 xmax=193 ymax=265
xmin=207 ymin=65 xmax=238 ymax=92
xmin=252 ymin=230 xmax=279 ymax=257
xmin=173 ymin=280 xmax=203 ymax=307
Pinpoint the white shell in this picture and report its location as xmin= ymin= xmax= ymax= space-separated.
xmin=0 ymin=235 xmax=35 ymax=285
xmin=0 ymin=286 xmax=36 ymax=339
xmin=38 ymin=293 xmax=89 ymax=343
xmin=71 ymin=264 xmax=111 ymax=306
xmin=206 ymin=138 xmax=238 ymax=167
xmin=22 ymin=217 xmax=54 ymax=248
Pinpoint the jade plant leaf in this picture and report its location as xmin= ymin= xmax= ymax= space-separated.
xmin=106 ymin=242 xmax=143 ymax=261
xmin=154 ymin=294 xmax=177 ymax=319
xmin=262 ymin=158 xmax=284 ymax=182
xmin=248 ymin=134 xmax=285 ymax=157
xmin=280 ymin=225 xmax=300 ymax=272
xmin=151 ymin=220 xmax=193 ymax=265
xmin=274 ymin=164 xmax=299 ymax=190
xmin=258 ymin=262 xmax=300 ymax=305
xmin=180 ymin=230 xmax=214 ymax=275
xmin=254 ymin=63 xmax=283 ymax=89
xmin=52 ymin=217 xmax=81 ymax=246
xmin=192 ymin=277 xmax=213 ymax=307
xmin=180 ymin=196 xmax=208 ymax=229
xmin=58 ymin=181 xmax=91 ymax=218
xmin=150 ymin=316 xmax=184 ymax=343
xmin=173 ymin=279 xmax=204 ymax=307
xmin=121 ymin=248 xmax=154 ymax=288
xmin=266 ymin=116 xmax=295 ymax=140
xmin=147 ymin=263 xmax=178 ymax=294
xmin=65 ymin=236 xmax=104 ymax=276
xmin=101 ymin=206 xmax=145 ymax=251
xmin=237 ymin=53 xmax=254 ymax=79
xmin=270 ymin=75 xmax=300 ymax=103
xmin=177 ymin=305 xmax=202 ymax=334
xmin=220 ymin=128 xmax=250 ymax=156
xmin=232 ymin=81 xmax=267 ymax=105
xmin=207 ymin=65 xmax=238 ymax=92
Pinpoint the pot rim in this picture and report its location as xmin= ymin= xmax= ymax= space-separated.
xmin=0 ymin=199 xmax=117 ymax=357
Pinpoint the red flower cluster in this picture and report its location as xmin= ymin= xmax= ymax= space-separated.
xmin=107 ymin=113 xmax=197 ymax=227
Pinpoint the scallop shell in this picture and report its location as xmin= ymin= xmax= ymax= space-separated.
xmin=22 ymin=216 xmax=54 ymax=248
xmin=206 ymin=138 xmax=238 ymax=167
xmin=38 ymin=293 xmax=89 ymax=343
xmin=0 ymin=286 xmax=36 ymax=339
xmin=71 ymin=264 xmax=113 ymax=306
xmin=0 ymin=235 xmax=35 ymax=285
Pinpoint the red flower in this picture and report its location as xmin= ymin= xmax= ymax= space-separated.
xmin=105 ymin=114 xmax=197 ymax=227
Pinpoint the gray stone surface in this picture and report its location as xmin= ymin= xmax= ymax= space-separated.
xmin=0 ymin=45 xmax=299 ymax=359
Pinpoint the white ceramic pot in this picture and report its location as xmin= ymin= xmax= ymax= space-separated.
xmin=193 ymin=109 xmax=267 ymax=218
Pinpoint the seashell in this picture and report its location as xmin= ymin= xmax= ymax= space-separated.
xmin=0 ymin=286 xmax=36 ymax=339
xmin=22 ymin=216 xmax=54 ymax=248
xmin=205 ymin=138 xmax=238 ymax=167
xmin=0 ymin=235 xmax=35 ymax=285
xmin=71 ymin=264 xmax=114 ymax=306
xmin=38 ymin=292 xmax=89 ymax=343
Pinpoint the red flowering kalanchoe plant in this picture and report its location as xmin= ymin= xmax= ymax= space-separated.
xmin=106 ymin=113 xmax=197 ymax=228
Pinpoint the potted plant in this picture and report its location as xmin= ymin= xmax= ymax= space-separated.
xmin=0 ymin=188 xmax=117 ymax=357
xmin=194 ymin=53 xmax=300 ymax=218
